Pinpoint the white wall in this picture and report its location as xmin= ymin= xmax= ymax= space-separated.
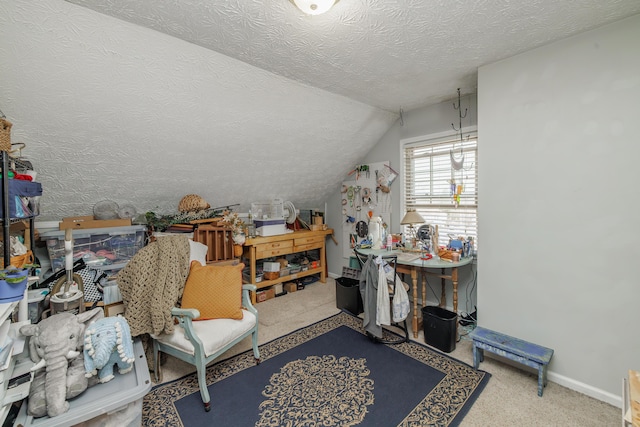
xmin=0 ymin=0 xmax=395 ymax=219
xmin=327 ymin=94 xmax=479 ymax=315
xmin=478 ymin=14 xmax=640 ymax=404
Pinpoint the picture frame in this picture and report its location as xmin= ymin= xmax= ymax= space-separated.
xmin=104 ymin=301 xmax=125 ymax=317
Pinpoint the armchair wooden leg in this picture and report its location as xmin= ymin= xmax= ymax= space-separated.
xmin=196 ymin=366 xmax=211 ymax=412
xmin=153 ymin=342 xmax=163 ymax=383
xmin=252 ymin=329 xmax=260 ymax=364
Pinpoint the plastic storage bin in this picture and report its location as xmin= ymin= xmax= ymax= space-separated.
xmin=422 ymin=306 xmax=457 ymax=353
xmin=41 ymin=225 xmax=147 ymax=272
xmin=14 ymin=339 xmax=150 ymax=427
xmin=0 ymin=180 xmax=42 ymax=218
xmin=27 ymin=289 xmax=48 ymax=324
xmin=335 ymin=277 xmax=363 ymax=315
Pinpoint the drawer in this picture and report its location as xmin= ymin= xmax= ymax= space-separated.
xmin=255 ymin=240 xmax=293 ymax=252
xmin=256 ymin=246 xmax=292 ymax=258
xmin=294 ymin=242 xmax=323 ymax=252
xmin=294 ymin=235 xmax=324 ymax=246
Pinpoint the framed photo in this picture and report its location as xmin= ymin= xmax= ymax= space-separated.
xmin=104 ymin=302 xmax=125 ymax=317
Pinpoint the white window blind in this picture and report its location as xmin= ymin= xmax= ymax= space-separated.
xmin=403 ymin=133 xmax=478 ymax=247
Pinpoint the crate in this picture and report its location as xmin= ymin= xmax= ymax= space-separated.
xmin=41 ymin=225 xmax=147 ymax=272
xmin=192 ymin=224 xmax=234 ymax=263
xmin=15 ymin=339 xmax=150 ymax=427
xmin=341 ymin=266 xmax=360 ymax=280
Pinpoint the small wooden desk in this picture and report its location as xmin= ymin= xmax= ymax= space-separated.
xmin=355 ymin=249 xmax=473 ymax=338
xmin=242 ymin=229 xmax=334 ymax=292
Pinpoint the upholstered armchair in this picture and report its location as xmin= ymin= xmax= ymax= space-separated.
xmin=151 ymin=256 xmax=260 ymax=412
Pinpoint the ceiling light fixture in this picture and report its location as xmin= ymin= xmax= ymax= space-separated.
xmin=290 ymin=0 xmax=339 ymax=15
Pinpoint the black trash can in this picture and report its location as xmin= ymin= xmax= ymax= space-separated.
xmin=422 ymin=306 xmax=457 ymax=353
xmin=335 ymin=277 xmax=363 ymax=315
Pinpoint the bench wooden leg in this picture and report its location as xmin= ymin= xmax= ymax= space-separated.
xmin=537 ymin=364 xmax=547 ymax=397
xmin=472 ymin=342 xmax=483 ymax=369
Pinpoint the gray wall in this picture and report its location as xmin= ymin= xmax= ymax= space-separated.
xmin=326 ymin=94 xmax=478 ymax=316
xmin=328 ymin=13 xmax=639 ymax=407
xmin=477 ymin=14 xmax=640 ymax=405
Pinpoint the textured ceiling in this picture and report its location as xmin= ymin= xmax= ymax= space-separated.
xmin=2 ymin=0 xmax=640 ymax=221
xmin=64 ymin=0 xmax=640 ymax=112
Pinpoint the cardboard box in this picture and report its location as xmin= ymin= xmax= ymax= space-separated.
xmin=283 ymin=282 xmax=297 ymax=293
xmin=60 ymin=216 xmax=132 ymax=230
xmin=256 ymin=287 xmax=276 ymax=302
xmin=309 ymin=224 xmax=327 ymax=231
xmin=274 ymin=283 xmax=285 ymax=296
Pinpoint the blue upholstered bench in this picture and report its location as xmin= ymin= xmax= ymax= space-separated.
xmin=470 ymin=327 xmax=554 ymax=397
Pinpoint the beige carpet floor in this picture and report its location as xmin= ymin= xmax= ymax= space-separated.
xmin=157 ymin=278 xmax=620 ymax=427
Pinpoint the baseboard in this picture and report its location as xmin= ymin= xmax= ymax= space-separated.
xmin=330 ymin=270 xmax=622 ymax=407
xmin=547 ymin=371 xmax=622 ymax=408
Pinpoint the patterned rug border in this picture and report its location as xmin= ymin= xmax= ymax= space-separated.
xmin=143 ymin=311 xmax=490 ymax=426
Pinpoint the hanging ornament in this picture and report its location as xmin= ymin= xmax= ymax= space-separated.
xmin=450 ymin=88 xmax=466 ymax=170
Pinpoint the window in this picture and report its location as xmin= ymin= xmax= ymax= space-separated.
xmin=403 ymin=131 xmax=478 ymax=248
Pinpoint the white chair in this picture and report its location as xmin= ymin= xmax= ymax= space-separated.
xmin=151 ymin=282 xmax=260 ymax=412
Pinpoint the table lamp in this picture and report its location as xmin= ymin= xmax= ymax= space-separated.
xmin=400 ymin=209 xmax=425 ymax=248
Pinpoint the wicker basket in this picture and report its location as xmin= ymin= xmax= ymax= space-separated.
xmin=0 ymin=118 xmax=11 ymax=152
xmin=0 ymin=250 xmax=34 ymax=269
xmin=178 ymin=194 xmax=210 ymax=212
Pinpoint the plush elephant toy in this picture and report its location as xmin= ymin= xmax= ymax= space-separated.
xmin=84 ymin=316 xmax=135 ymax=383
xmin=19 ymin=307 xmax=104 ymax=418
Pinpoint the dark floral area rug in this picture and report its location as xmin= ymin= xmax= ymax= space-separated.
xmin=143 ymin=311 xmax=490 ymax=427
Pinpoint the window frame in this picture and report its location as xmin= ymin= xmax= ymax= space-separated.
xmin=400 ymin=126 xmax=478 ymax=248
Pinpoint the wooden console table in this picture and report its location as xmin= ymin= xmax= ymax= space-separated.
xmin=242 ymin=229 xmax=333 ymax=291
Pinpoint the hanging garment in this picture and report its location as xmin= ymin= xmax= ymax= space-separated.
xmin=359 ymin=254 xmax=382 ymax=338
xmin=359 ymin=254 xmax=391 ymax=338
xmin=376 ymin=256 xmax=391 ymax=326
xmin=392 ymin=275 xmax=410 ymax=322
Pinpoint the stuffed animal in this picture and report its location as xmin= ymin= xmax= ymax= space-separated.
xmin=19 ymin=307 xmax=104 ymax=418
xmin=84 ymin=316 xmax=135 ymax=383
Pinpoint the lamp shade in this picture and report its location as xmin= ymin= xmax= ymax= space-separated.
xmin=400 ymin=210 xmax=425 ymax=225
xmin=291 ymin=0 xmax=339 ymax=15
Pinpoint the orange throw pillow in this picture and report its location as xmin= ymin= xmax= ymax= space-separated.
xmin=181 ymin=261 xmax=245 ymax=320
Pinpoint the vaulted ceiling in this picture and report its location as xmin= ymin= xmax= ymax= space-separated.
xmin=2 ymin=1 xmax=639 ymax=219
xmin=64 ymin=0 xmax=640 ymax=112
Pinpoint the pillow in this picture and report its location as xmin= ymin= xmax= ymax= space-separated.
xmin=189 ymin=240 xmax=208 ymax=268
xmin=181 ymin=261 xmax=245 ymax=320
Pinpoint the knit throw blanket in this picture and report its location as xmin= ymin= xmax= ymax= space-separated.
xmin=117 ymin=235 xmax=191 ymax=337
